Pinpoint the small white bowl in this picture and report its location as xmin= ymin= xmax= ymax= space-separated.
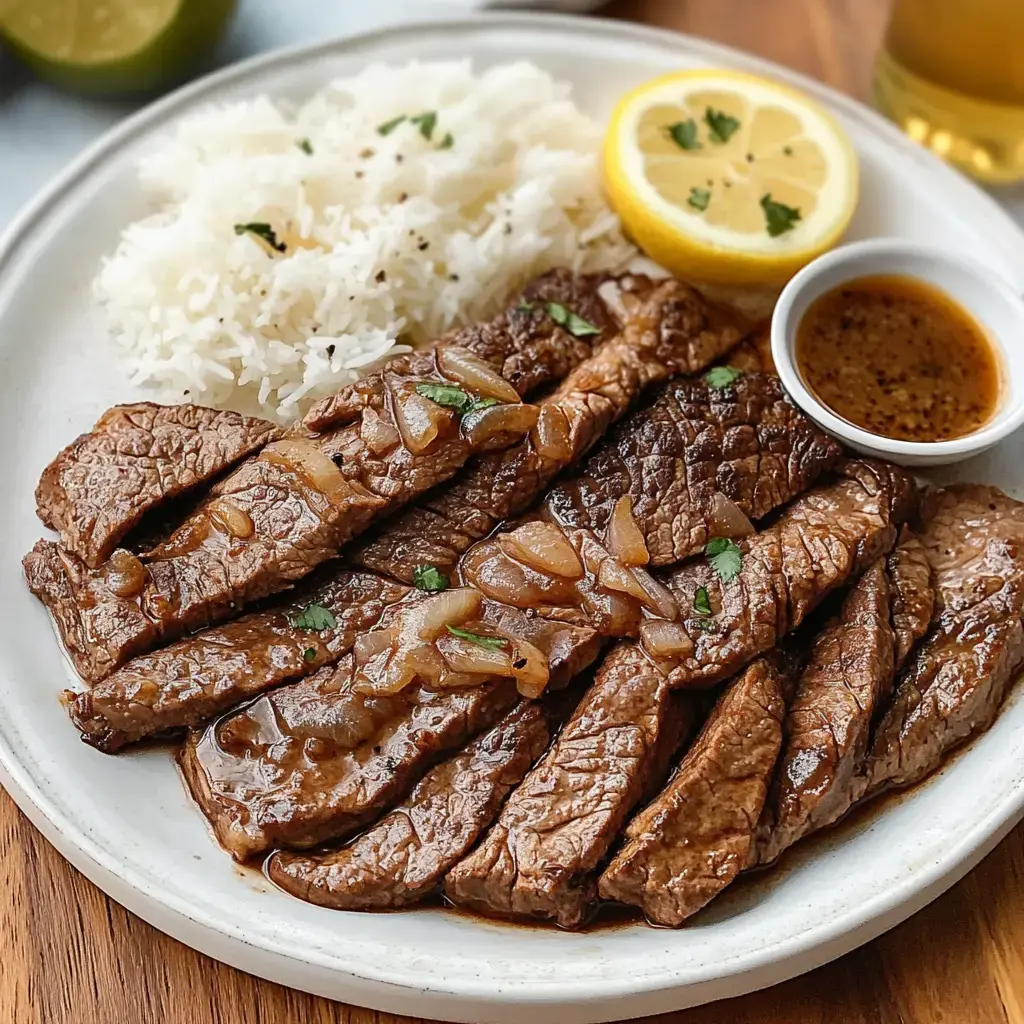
xmin=770 ymin=238 xmax=1024 ymax=467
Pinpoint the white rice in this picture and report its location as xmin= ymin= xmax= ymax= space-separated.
xmin=95 ymin=60 xmax=637 ymax=421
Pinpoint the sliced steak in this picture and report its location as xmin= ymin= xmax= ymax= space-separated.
xmin=597 ymin=658 xmax=784 ymax=927
xmin=350 ymin=277 xmax=750 ymax=585
xmin=182 ymin=611 xmax=600 ymax=861
xmin=658 ymin=460 xmax=917 ymax=690
xmin=35 ymin=403 xmax=280 ymax=568
xmin=66 ymin=569 xmax=409 ymax=752
xmin=718 ymin=323 xmax=775 ymax=375
xmin=444 ymin=643 xmax=694 ymax=928
xmin=754 ymin=561 xmax=895 ymax=866
xmin=540 ymin=372 xmax=841 ymax=567
xmin=267 ymin=701 xmax=550 ymax=909
xmin=28 ymin=272 xmax=618 ymax=681
xmin=887 ymin=529 xmax=934 ymax=670
xmin=860 ymin=485 xmax=1024 ymax=795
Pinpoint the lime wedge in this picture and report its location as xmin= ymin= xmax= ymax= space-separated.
xmin=0 ymin=0 xmax=237 ymax=95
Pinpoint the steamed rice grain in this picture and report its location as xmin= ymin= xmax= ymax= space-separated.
xmin=95 ymin=61 xmax=637 ymax=421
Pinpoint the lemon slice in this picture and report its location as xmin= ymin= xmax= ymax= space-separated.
xmin=0 ymin=0 xmax=236 ymax=95
xmin=603 ymin=69 xmax=859 ymax=286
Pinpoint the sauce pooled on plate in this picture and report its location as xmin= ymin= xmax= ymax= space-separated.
xmin=795 ymin=274 xmax=1001 ymax=442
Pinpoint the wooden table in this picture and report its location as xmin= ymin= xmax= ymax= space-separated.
xmin=5 ymin=2 xmax=1023 ymax=1022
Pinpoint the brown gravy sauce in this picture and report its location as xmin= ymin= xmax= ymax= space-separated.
xmin=795 ymin=274 xmax=1001 ymax=442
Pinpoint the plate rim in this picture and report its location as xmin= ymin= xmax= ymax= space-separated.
xmin=3 ymin=10 xmax=1024 ymax=1018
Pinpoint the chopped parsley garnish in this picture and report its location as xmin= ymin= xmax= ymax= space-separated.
xmin=468 ymin=397 xmax=499 ymax=413
xmin=705 ymin=365 xmax=744 ymax=389
xmin=667 ymin=119 xmax=701 ymax=151
xmin=289 ymin=603 xmax=338 ymax=631
xmin=761 ymin=193 xmax=802 ymax=237
xmin=413 ymin=565 xmax=449 ymax=593
xmin=415 ymin=381 xmax=475 ymax=414
xmin=233 ymin=222 xmax=286 ymax=253
xmin=296 ymin=138 xmax=313 ymax=155
xmin=693 ymin=585 xmax=712 ymax=617
xmin=687 ymin=186 xmax=711 ymax=212
xmin=705 ymin=537 xmax=744 ymax=583
xmin=410 ymin=111 xmax=438 ymax=140
xmin=705 ymin=107 xmax=741 ymax=144
xmin=545 ymin=302 xmax=601 ymax=338
xmin=438 ymin=132 xmax=455 ymax=150
xmin=446 ymin=625 xmax=508 ymax=650
xmin=377 ymin=115 xmax=406 ymax=136
xmin=303 ymin=647 xmax=317 ymax=662
xmin=517 ymin=299 xmax=535 ymax=312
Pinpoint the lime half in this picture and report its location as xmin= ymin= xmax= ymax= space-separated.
xmin=0 ymin=0 xmax=237 ymax=95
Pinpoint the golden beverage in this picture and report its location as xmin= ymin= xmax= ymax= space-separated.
xmin=873 ymin=0 xmax=1024 ymax=184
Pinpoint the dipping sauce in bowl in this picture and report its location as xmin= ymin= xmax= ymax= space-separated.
xmin=794 ymin=274 xmax=1001 ymax=442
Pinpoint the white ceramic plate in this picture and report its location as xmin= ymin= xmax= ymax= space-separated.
xmin=3 ymin=14 xmax=1024 ymax=1024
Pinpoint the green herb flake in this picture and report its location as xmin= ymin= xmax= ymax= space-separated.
xmin=413 ymin=565 xmax=450 ymax=593
xmin=545 ymin=302 xmax=601 ymax=338
xmin=446 ymin=625 xmax=508 ymax=650
xmin=410 ymin=110 xmax=438 ymax=140
xmin=468 ymin=397 xmax=499 ymax=413
xmin=438 ymin=132 xmax=455 ymax=150
xmin=233 ymin=222 xmax=287 ymax=253
xmin=705 ymin=365 xmax=744 ymax=389
xmin=303 ymin=647 xmax=317 ymax=662
xmin=415 ymin=381 xmax=475 ymax=414
xmin=693 ymin=585 xmax=712 ymax=617
xmin=296 ymin=138 xmax=313 ymax=155
xmin=516 ymin=299 xmax=535 ymax=312
xmin=705 ymin=107 xmax=741 ymax=144
xmin=760 ymin=193 xmax=802 ymax=237
xmin=687 ymin=186 xmax=711 ymax=212
xmin=289 ymin=603 xmax=338 ymax=631
xmin=377 ymin=115 xmax=407 ymax=136
xmin=705 ymin=537 xmax=744 ymax=583
xmin=667 ymin=119 xmax=701 ymax=151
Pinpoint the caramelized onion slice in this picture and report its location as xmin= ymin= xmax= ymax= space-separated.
xmin=103 ymin=549 xmax=147 ymax=598
xmin=530 ymin=403 xmax=573 ymax=462
xmin=438 ymin=346 xmax=521 ymax=403
xmin=437 ymin=634 xmax=515 ymax=677
xmin=462 ymin=542 xmax=578 ymax=609
xmin=206 ymin=498 xmax=255 ymax=539
xmin=598 ymin=557 xmax=679 ymax=619
xmin=507 ymin=635 xmax=550 ymax=698
xmin=498 ymin=521 xmax=584 ymax=580
xmin=462 ymin=402 xmax=539 ymax=451
xmin=607 ymin=495 xmax=649 ymax=566
xmin=360 ymin=406 xmax=400 ymax=455
xmin=265 ymin=438 xmax=356 ymax=503
xmin=392 ymin=388 xmax=452 ymax=455
xmin=400 ymin=587 xmax=483 ymax=641
xmin=640 ymin=619 xmax=694 ymax=659
xmin=708 ymin=491 xmax=755 ymax=539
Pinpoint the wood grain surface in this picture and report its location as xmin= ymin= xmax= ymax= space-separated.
xmin=6 ymin=1 xmax=1024 ymax=1022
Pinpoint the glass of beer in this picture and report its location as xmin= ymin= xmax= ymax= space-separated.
xmin=873 ymin=0 xmax=1024 ymax=184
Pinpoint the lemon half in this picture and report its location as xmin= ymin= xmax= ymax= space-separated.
xmin=603 ymin=69 xmax=859 ymax=286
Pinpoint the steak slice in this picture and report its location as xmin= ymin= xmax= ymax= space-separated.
xmin=887 ymin=529 xmax=934 ymax=670
xmin=267 ymin=701 xmax=550 ymax=910
xmin=28 ymin=271 xmax=617 ymax=682
xmin=35 ymin=403 xmax=281 ymax=568
xmin=182 ymin=609 xmax=600 ymax=861
xmin=717 ymin=323 xmax=775 ymax=375
xmin=350 ymin=277 xmax=750 ymax=584
xmin=66 ymin=569 xmax=409 ymax=752
xmin=860 ymin=485 xmax=1024 ymax=795
xmin=444 ymin=643 xmax=694 ymax=928
xmin=597 ymin=658 xmax=784 ymax=927
xmin=754 ymin=561 xmax=895 ymax=866
xmin=659 ymin=460 xmax=917 ymax=690
xmin=541 ymin=372 xmax=841 ymax=567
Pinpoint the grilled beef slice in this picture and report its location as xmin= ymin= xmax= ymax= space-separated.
xmin=539 ymin=372 xmax=841 ymax=568
xmin=754 ymin=561 xmax=895 ymax=866
xmin=860 ymin=485 xmax=1024 ymax=795
xmin=444 ymin=642 xmax=693 ymax=928
xmin=268 ymin=701 xmax=550 ymax=909
xmin=182 ymin=610 xmax=600 ymax=861
xmin=887 ymin=529 xmax=934 ymax=670
xmin=66 ymin=569 xmax=409 ymax=752
xmin=350 ymin=277 xmax=749 ymax=584
xmin=35 ymin=403 xmax=281 ymax=568
xmin=660 ymin=460 xmax=918 ymax=689
xmin=597 ymin=658 xmax=784 ymax=927
xmin=27 ymin=271 xmax=619 ymax=682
